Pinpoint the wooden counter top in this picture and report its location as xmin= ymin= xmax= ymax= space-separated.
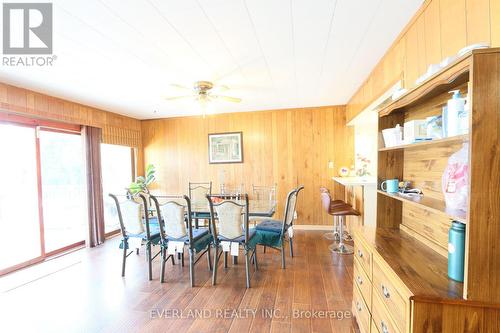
xmin=354 ymin=226 xmax=463 ymax=300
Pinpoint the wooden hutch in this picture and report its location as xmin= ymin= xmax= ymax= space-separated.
xmin=351 ymin=48 xmax=500 ymax=332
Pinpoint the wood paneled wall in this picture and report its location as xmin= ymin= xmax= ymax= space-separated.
xmin=141 ymin=106 xmax=353 ymax=225
xmin=346 ymin=0 xmax=500 ymax=122
xmin=0 ymin=82 xmax=142 ymax=147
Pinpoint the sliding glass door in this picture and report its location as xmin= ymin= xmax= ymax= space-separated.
xmin=0 ymin=118 xmax=87 ymax=275
xmin=39 ymin=130 xmax=87 ymax=254
xmin=0 ymin=124 xmax=42 ymax=272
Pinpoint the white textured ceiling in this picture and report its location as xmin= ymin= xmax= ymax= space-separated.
xmin=0 ymin=0 xmax=422 ymax=119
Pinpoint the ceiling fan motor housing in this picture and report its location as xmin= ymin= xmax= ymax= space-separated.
xmin=194 ymin=81 xmax=214 ymax=94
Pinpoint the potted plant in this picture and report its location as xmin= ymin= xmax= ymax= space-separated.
xmin=128 ymin=164 xmax=156 ymax=195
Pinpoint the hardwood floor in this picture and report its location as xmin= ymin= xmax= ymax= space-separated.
xmin=0 ymin=230 xmax=358 ymax=333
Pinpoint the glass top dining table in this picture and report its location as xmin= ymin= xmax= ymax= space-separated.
xmin=149 ymin=199 xmax=276 ymax=218
xmin=190 ymin=199 xmax=277 ymax=217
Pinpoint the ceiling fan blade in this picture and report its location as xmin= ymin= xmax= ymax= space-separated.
xmin=212 ymin=95 xmax=242 ymax=103
xmin=169 ymin=83 xmax=192 ymax=91
xmin=213 ymin=84 xmax=229 ymax=92
xmin=165 ymin=95 xmax=193 ymax=101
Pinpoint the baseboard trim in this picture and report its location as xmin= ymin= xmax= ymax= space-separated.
xmin=294 ymin=225 xmax=332 ymax=231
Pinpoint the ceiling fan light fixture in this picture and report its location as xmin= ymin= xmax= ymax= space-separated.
xmin=166 ymin=80 xmax=241 ymax=117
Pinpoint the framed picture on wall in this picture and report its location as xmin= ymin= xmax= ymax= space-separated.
xmin=208 ymin=132 xmax=243 ymax=164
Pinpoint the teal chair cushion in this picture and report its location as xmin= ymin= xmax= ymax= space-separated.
xmin=167 ymin=228 xmax=209 ymax=242
xmin=218 ymin=228 xmax=256 ymax=243
xmin=252 ymin=229 xmax=283 ymax=248
xmin=191 ymin=232 xmax=213 ymax=253
xmin=158 ymin=229 xmax=213 ymax=253
xmin=120 ymin=217 xmax=162 ymax=249
xmin=255 ymin=219 xmax=286 ymax=234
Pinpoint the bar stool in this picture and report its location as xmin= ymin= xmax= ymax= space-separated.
xmin=320 ymin=187 xmax=348 ymax=241
xmin=329 ymin=205 xmax=359 ymax=254
xmin=320 ymin=191 xmax=359 ymax=254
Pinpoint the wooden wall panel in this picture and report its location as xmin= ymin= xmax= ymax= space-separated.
xmin=424 ymin=0 xmax=443 ymax=65
xmin=492 ymin=0 xmax=500 ymax=47
xmin=141 ymin=106 xmax=354 ymax=226
xmin=403 ymin=142 xmax=464 ymax=202
xmin=466 ymin=0 xmax=491 ymax=45
xmin=405 ymin=22 xmax=421 ymax=89
xmin=0 ymin=82 xmax=142 ymax=147
xmin=416 ymin=14 xmax=428 ymax=78
xmin=346 ymin=0 xmax=499 ymax=122
xmin=401 ymin=204 xmax=451 ymax=256
xmin=440 ymin=0 xmax=467 ymax=58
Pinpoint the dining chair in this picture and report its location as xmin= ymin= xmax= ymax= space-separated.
xmin=207 ymin=193 xmax=257 ymax=288
xmin=220 ymin=183 xmax=244 ymax=200
xmin=252 ymin=184 xmax=277 ymax=202
xmin=150 ymin=194 xmax=213 ymax=287
xmin=189 ymin=181 xmax=212 ymax=228
xmin=109 ymin=193 xmax=161 ymax=280
xmin=250 ymin=184 xmax=277 ymax=226
xmin=254 ymin=185 xmax=304 ymax=268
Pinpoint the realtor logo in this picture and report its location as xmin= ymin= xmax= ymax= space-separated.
xmin=3 ymin=3 xmax=53 ymax=54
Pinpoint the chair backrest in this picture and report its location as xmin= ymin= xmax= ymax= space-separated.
xmin=109 ymin=193 xmax=152 ymax=239
xmin=320 ymin=190 xmax=332 ymax=213
xmin=220 ymin=183 xmax=244 ymax=200
xmin=207 ymin=194 xmax=250 ymax=242
xmin=252 ymin=184 xmax=277 ymax=202
xmin=189 ymin=182 xmax=212 ymax=205
xmin=150 ymin=194 xmax=192 ymax=243
xmin=282 ymin=186 xmax=304 ymax=232
xmin=319 ymin=186 xmax=330 ymax=193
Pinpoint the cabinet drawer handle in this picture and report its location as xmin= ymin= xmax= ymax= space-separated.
xmin=356 ymin=276 xmax=363 ymax=285
xmin=357 ymin=249 xmax=363 ymax=258
xmin=381 ymin=320 xmax=389 ymax=333
xmin=381 ymin=284 xmax=391 ymax=298
xmin=356 ymin=301 xmax=362 ymax=312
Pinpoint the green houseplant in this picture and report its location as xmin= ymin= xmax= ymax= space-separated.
xmin=128 ymin=164 xmax=156 ymax=195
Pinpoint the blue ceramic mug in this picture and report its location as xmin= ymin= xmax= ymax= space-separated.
xmin=381 ymin=179 xmax=399 ymax=193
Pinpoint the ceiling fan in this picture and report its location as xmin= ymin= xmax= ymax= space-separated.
xmin=165 ymin=81 xmax=242 ymax=104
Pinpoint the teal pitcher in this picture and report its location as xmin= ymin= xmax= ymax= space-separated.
xmin=448 ymin=221 xmax=465 ymax=282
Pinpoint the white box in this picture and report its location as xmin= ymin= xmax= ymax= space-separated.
xmin=404 ymin=120 xmax=428 ymax=144
xmin=382 ymin=126 xmax=403 ymax=147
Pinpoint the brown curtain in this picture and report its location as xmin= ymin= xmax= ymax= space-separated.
xmin=83 ymin=126 xmax=105 ymax=247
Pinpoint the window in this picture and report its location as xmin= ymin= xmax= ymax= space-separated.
xmin=101 ymin=144 xmax=134 ymax=234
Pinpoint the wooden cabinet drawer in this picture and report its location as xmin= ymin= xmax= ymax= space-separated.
xmin=372 ymin=291 xmax=401 ymax=333
xmin=354 ymin=237 xmax=372 ymax=280
xmin=372 ymin=256 xmax=408 ymax=333
xmin=352 ymin=282 xmax=371 ymax=333
xmin=354 ymin=257 xmax=372 ymax=310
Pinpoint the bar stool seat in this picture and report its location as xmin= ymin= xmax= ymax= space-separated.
xmin=322 ymin=198 xmax=351 ymax=240
xmin=330 ymin=206 xmax=360 ymax=216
